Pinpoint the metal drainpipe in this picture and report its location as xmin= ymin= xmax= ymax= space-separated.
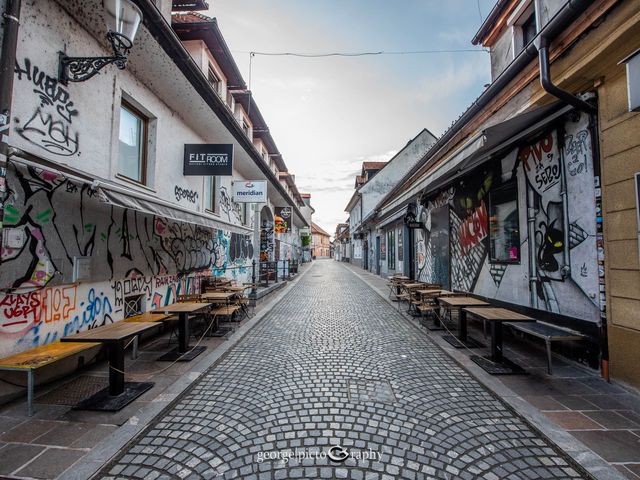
xmin=0 ymin=0 xmax=21 ymax=249
xmin=533 ymin=0 xmax=597 ymax=116
xmin=527 ymin=189 xmax=539 ymax=310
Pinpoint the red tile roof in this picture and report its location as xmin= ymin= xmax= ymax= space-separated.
xmin=171 ymin=11 xmax=212 ymax=23
xmin=312 ymin=222 xmax=330 ymax=237
xmin=362 ymin=161 xmax=387 ymax=170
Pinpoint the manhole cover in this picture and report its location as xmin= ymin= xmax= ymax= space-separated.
xmin=348 ymin=379 xmax=396 ymax=404
xmin=36 ymin=375 xmax=108 ymax=405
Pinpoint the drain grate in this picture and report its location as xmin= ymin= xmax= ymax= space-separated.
xmin=36 ymin=375 xmax=108 ymax=405
xmin=348 ymin=379 xmax=396 ymax=404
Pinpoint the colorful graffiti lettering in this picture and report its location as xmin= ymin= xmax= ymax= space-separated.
xmin=458 ymin=200 xmax=488 ymax=256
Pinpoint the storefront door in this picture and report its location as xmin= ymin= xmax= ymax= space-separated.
xmin=431 ymin=206 xmax=451 ymax=290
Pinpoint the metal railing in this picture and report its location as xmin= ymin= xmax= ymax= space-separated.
xmin=252 ymin=260 xmax=297 ymax=287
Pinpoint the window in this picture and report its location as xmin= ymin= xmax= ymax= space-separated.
xmin=387 ymin=230 xmax=396 ymax=270
xmin=118 ymin=101 xmax=147 ymax=184
xmin=208 ymin=64 xmax=221 ymax=95
xmin=489 ymin=183 xmax=520 ymax=263
xmin=204 ymin=176 xmax=216 ymax=212
xmin=521 ymin=13 xmax=536 ymax=47
xmin=242 ymin=119 xmax=251 ymax=137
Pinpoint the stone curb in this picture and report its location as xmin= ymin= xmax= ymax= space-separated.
xmin=60 ymin=263 xmax=316 ymax=480
xmin=342 ymin=263 xmax=625 ymax=480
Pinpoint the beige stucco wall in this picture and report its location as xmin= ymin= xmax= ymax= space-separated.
xmin=599 ymin=67 xmax=640 ymax=387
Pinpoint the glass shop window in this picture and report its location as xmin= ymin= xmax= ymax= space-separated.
xmin=489 ymin=183 xmax=520 ymax=263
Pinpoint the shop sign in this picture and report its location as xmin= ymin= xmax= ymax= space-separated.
xmin=275 ymin=206 xmax=292 ymax=233
xmin=184 ymin=144 xmax=233 ymax=176
xmin=233 ymin=180 xmax=267 ymax=203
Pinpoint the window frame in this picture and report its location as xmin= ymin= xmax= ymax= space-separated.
xmin=387 ymin=229 xmax=396 ymax=270
xmin=207 ymin=63 xmax=221 ymax=95
xmin=118 ymin=100 xmax=149 ymax=185
xmin=204 ymin=176 xmax=217 ymax=213
xmin=488 ymin=182 xmax=521 ymax=264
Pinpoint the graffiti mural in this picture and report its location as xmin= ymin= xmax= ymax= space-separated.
xmin=415 ymin=112 xmax=600 ymax=322
xmin=0 ymin=163 xmax=254 ymax=356
xmin=14 ymin=58 xmax=79 ymax=156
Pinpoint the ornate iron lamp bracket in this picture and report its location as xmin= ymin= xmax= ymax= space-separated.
xmin=58 ymin=31 xmax=132 ymax=85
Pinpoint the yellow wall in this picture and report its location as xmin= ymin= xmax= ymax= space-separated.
xmin=599 ymin=67 xmax=640 ymax=387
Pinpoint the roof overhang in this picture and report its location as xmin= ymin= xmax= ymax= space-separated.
xmin=378 ymin=102 xmax=572 ymax=217
xmin=172 ymin=18 xmax=246 ymax=89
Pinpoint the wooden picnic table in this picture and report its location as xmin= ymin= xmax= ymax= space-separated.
xmin=61 ymin=321 xmax=159 ymax=411
xmin=464 ymin=307 xmax=534 ymax=374
xmin=150 ymin=302 xmax=212 ymax=361
xmin=437 ymin=296 xmax=489 ymax=348
xmin=201 ymin=292 xmax=236 ymax=301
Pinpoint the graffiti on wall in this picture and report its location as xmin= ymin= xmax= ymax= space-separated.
xmin=220 ymin=186 xmax=243 ymax=224
xmin=14 ymin=58 xmax=79 ymax=156
xmin=416 ymin=113 xmax=599 ymax=321
xmin=0 ymin=164 xmax=255 ymax=356
xmin=174 ymin=185 xmax=198 ymax=204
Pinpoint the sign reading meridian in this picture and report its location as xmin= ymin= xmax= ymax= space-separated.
xmin=184 ymin=144 xmax=234 ymax=176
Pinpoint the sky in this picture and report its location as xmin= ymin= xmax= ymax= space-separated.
xmin=206 ymin=1 xmax=498 ymax=236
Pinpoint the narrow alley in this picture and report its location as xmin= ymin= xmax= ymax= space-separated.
xmin=98 ymin=261 xmax=587 ymax=479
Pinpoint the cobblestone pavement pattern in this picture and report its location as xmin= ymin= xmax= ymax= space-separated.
xmin=100 ymin=261 xmax=588 ymax=480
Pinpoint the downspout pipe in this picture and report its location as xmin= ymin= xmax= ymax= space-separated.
xmin=0 ymin=0 xmax=20 ymax=164
xmin=536 ymin=36 xmax=597 ymax=115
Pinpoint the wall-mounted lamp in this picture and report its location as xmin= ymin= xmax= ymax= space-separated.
xmin=58 ymin=0 xmax=142 ymax=85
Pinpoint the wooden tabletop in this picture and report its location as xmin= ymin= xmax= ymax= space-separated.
xmin=416 ymin=289 xmax=452 ymax=295
xmin=403 ymin=283 xmax=424 ymax=289
xmin=463 ymin=307 xmax=533 ymax=322
xmin=61 ymin=322 xmax=158 ymax=342
xmin=150 ymin=302 xmax=212 ymax=314
xmin=438 ymin=297 xmax=489 ymax=307
xmin=201 ymin=292 xmax=235 ymax=300
xmin=223 ymin=286 xmax=248 ymax=292
xmin=123 ymin=312 xmax=173 ymax=323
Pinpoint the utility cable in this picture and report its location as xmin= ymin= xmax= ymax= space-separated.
xmin=239 ymin=49 xmax=488 ymax=58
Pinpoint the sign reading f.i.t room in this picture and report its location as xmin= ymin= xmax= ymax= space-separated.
xmin=184 ymin=144 xmax=234 ymax=176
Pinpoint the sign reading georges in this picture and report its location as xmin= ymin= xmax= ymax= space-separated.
xmin=184 ymin=144 xmax=233 ymax=176
xmin=275 ymin=206 xmax=292 ymax=233
xmin=233 ymin=180 xmax=267 ymax=203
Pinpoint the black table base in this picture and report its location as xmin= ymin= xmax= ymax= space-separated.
xmin=157 ymin=345 xmax=206 ymax=362
xmin=442 ymin=335 xmax=484 ymax=349
xmin=209 ymin=326 xmax=233 ymax=337
xmin=470 ymin=355 xmax=527 ymax=375
xmin=73 ymin=382 xmax=154 ymax=411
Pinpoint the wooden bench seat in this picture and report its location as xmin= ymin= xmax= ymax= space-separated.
xmin=504 ymin=321 xmax=585 ymax=374
xmin=210 ymin=305 xmax=242 ymax=316
xmin=0 ymin=341 xmax=100 ymax=416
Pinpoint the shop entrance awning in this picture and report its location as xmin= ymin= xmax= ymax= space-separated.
xmin=420 ymin=102 xmax=573 ymax=197
xmin=10 ymin=154 xmax=252 ymax=235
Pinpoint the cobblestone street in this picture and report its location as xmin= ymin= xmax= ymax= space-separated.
xmin=99 ymin=261 xmax=589 ymax=480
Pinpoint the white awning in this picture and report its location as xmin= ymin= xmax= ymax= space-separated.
xmin=10 ymin=154 xmax=253 ymax=235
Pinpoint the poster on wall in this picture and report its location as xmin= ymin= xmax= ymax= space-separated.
xmin=184 ymin=144 xmax=233 ymax=176
xmin=380 ymin=234 xmax=386 ymax=260
xmin=300 ymin=226 xmax=311 ymax=237
xmin=275 ymin=206 xmax=292 ymax=233
xmin=233 ymin=180 xmax=267 ymax=203
xmin=398 ymin=229 xmax=403 ymax=261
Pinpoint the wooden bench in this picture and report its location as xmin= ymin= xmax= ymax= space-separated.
xmin=0 ymin=341 xmax=100 ymax=416
xmin=124 ymin=313 xmax=175 ymax=359
xmin=504 ymin=321 xmax=585 ymax=374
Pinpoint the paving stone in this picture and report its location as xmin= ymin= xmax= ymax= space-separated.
xmin=14 ymin=447 xmax=86 ymax=478
xmin=94 ymin=262 xmax=589 ymax=479
xmin=0 ymin=443 xmax=46 ymax=475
